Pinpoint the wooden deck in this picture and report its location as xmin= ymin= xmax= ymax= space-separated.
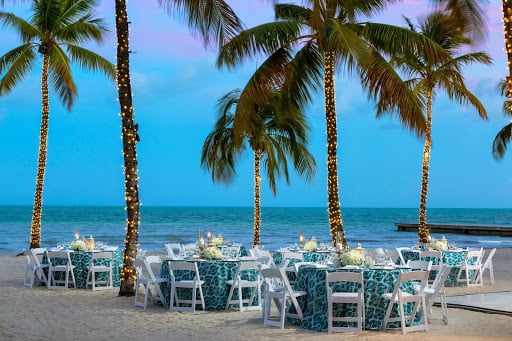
xmin=395 ymin=222 xmax=512 ymax=237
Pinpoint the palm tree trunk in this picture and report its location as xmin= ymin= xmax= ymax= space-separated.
xmin=504 ymin=0 xmax=512 ymax=97
xmin=418 ymin=89 xmax=433 ymax=244
xmin=253 ymin=148 xmax=262 ymax=247
xmin=29 ymin=54 xmax=50 ymax=249
xmin=324 ymin=51 xmax=347 ymax=250
xmin=116 ymin=0 xmax=141 ymax=296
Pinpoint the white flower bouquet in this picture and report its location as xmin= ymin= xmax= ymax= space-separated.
xmin=338 ymin=249 xmax=365 ymax=267
xmin=201 ymin=246 xmax=224 ymax=260
xmin=303 ymin=239 xmax=317 ymax=252
xmin=209 ymin=235 xmax=224 ymax=246
xmin=70 ymin=239 xmax=86 ymax=251
xmin=429 ymin=240 xmax=447 ymax=252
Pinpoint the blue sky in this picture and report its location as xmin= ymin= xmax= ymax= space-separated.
xmin=0 ymin=0 xmax=510 ymax=208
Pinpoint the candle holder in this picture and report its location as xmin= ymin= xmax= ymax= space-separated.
xmin=87 ymin=235 xmax=95 ymax=250
xmin=354 ymin=243 xmax=364 ymax=257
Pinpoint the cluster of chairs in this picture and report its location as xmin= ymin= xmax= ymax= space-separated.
xmin=123 ymin=244 xmax=498 ymax=335
xmin=133 ymin=252 xmax=264 ymax=313
xmin=24 ymin=247 xmax=114 ymax=291
xmin=395 ymin=246 xmax=497 ymax=287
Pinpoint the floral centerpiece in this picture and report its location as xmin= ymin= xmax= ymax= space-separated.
xmin=429 ymin=238 xmax=447 ymax=252
xmin=70 ymin=239 xmax=86 ymax=251
xmin=200 ymin=246 xmax=224 ymax=260
xmin=337 ymin=249 xmax=365 ymax=267
xmin=302 ymin=238 xmax=318 ymax=252
xmin=209 ymin=235 xmax=225 ymax=246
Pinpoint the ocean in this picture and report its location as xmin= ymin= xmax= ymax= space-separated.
xmin=1 ymin=206 xmax=512 ymax=254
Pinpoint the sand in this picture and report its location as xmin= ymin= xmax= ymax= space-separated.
xmin=1 ymin=248 xmax=511 ymax=341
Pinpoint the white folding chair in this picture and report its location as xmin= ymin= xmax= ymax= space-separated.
xmin=223 ymin=245 xmax=241 ymax=258
xmin=86 ymin=251 xmax=113 ymax=291
xmin=396 ymin=248 xmax=411 ymax=266
xmin=456 ymin=248 xmax=484 ymax=287
xmin=47 ymin=251 xmax=76 ymax=290
xmin=254 ymin=249 xmax=275 ymax=267
xmin=164 ymin=243 xmax=184 ymax=260
xmin=24 ymin=248 xmax=48 ymax=288
xmin=381 ymin=270 xmax=429 ymax=334
xmin=423 ymin=264 xmax=451 ymax=324
xmin=407 ymin=260 xmax=432 ymax=272
xmin=419 ymin=250 xmax=443 ymax=282
xmin=261 ymin=267 xmax=307 ymax=329
xmin=168 ymin=260 xmax=205 ymax=312
xmin=134 ymin=256 xmax=169 ymax=309
xmin=281 ymin=251 xmax=304 ymax=284
xmin=225 ymin=261 xmax=262 ymax=312
xmin=325 ymin=271 xmax=365 ymax=334
xmin=478 ymin=248 xmax=496 ymax=285
xmin=182 ymin=243 xmax=198 ymax=258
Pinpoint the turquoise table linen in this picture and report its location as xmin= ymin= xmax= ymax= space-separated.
xmin=401 ymin=249 xmax=468 ymax=286
xmin=43 ymin=250 xmax=122 ymax=289
xmin=161 ymin=259 xmax=258 ymax=310
xmin=294 ymin=266 xmax=414 ymax=331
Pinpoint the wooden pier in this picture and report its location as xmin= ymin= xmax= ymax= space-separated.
xmin=395 ymin=222 xmax=512 ymax=237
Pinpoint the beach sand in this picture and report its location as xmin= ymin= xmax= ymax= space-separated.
xmin=1 ymin=249 xmax=511 ymax=341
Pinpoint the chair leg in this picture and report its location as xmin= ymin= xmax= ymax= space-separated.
xmin=198 ymin=284 xmax=205 ymax=311
xmin=279 ymin=297 xmax=286 ymax=329
xmin=225 ymin=283 xmax=235 ymax=310
xmin=191 ymin=286 xmax=197 ymax=312
xmin=169 ymin=285 xmax=175 ymax=310
xmin=238 ymin=285 xmax=243 ymax=312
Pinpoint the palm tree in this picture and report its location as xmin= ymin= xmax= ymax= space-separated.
xmin=114 ymin=0 xmax=142 ymax=296
xmin=0 ymin=0 xmax=115 ymax=249
xmin=201 ymin=82 xmax=316 ymax=248
xmin=217 ymin=0 xmax=450 ymax=249
xmin=117 ymin=0 xmax=243 ymax=296
xmin=492 ymin=80 xmax=512 ymax=159
xmin=390 ymin=11 xmax=492 ymax=244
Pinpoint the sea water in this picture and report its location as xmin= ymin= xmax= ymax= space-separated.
xmin=1 ymin=206 xmax=512 ymax=254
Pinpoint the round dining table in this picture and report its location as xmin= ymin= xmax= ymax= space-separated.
xmin=43 ymin=249 xmax=122 ymax=289
xmin=294 ymin=265 xmax=414 ymax=331
xmin=400 ymin=249 xmax=468 ymax=286
xmin=161 ymin=258 xmax=259 ymax=310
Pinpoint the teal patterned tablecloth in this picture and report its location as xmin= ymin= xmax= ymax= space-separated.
xmin=43 ymin=250 xmax=122 ymax=289
xmin=294 ymin=266 xmax=414 ymax=331
xmin=161 ymin=259 xmax=258 ymax=310
xmin=401 ymin=249 xmax=467 ymax=286
xmin=272 ymin=250 xmax=332 ymax=266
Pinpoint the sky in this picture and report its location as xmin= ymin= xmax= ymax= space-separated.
xmin=0 ymin=0 xmax=511 ymax=209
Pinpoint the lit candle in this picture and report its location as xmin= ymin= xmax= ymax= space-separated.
xmin=355 ymin=243 xmax=364 ymax=257
xmin=207 ymin=229 xmax=212 ymax=239
xmin=299 ymin=230 xmax=305 ymax=245
xmin=74 ymin=228 xmax=79 ymax=240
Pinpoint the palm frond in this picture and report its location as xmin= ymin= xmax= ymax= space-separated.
xmin=217 ymin=21 xmax=301 ymax=69
xmin=492 ymin=123 xmax=512 ymax=160
xmin=0 ymin=44 xmax=35 ymax=95
xmin=283 ymin=42 xmax=323 ymax=110
xmin=0 ymin=12 xmax=40 ymax=42
xmin=361 ymin=49 xmax=426 ymax=137
xmin=158 ymin=0 xmax=244 ymax=49
xmin=48 ymin=44 xmax=76 ymax=110
xmin=66 ymin=44 xmax=116 ymax=80
xmin=274 ymin=3 xmax=311 ymax=23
